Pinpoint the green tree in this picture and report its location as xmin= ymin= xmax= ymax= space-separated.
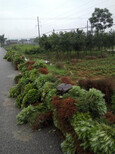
xmin=0 ymin=34 xmax=6 ymax=47
xmin=89 ymin=8 xmax=113 ymax=33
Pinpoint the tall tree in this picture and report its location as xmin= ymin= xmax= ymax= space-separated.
xmin=0 ymin=34 xmax=6 ymax=47
xmin=89 ymin=8 xmax=113 ymax=33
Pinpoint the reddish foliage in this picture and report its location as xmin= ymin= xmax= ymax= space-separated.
xmin=105 ymin=112 xmax=115 ymax=124
xmin=51 ymin=97 xmax=77 ymax=132
xmin=32 ymin=102 xmax=40 ymax=106
xmin=26 ymin=61 xmax=35 ymax=65
xmin=32 ymin=112 xmax=53 ymax=130
xmin=27 ymin=65 xmax=33 ymax=70
xmin=78 ymin=78 xmax=115 ymax=104
xmin=61 ymin=76 xmax=72 ymax=84
xmin=39 ymin=67 xmax=49 ymax=74
xmin=14 ymin=62 xmax=18 ymax=70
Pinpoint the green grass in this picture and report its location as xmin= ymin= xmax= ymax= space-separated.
xmin=4 ymin=44 xmax=115 ymax=81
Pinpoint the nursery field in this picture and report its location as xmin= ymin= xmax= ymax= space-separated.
xmin=3 ymin=44 xmax=115 ymax=154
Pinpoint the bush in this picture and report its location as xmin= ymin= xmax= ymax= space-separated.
xmin=17 ymin=105 xmax=38 ymax=125
xmin=51 ymin=97 xmax=77 ymax=132
xmin=24 ymin=47 xmax=44 ymax=55
xmin=105 ymin=112 xmax=115 ymax=124
xmin=71 ymin=112 xmax=115 ymax=154
xmin=61 ymin=134 xmax=76 ymax=154
xmin=13 ymin=54 xmax=25 ymax=64
xmin=41 ymin=82 xmax=55 ymax=101
xmin=21 ymin=89 xmax=39 ymax=109
xmin=9 ymin=86 xmax=20 ymax=98
xmin=17 ymin=77 xmax=30 ymax=91
xmin=111 ymin=91 xmax=115 ymax=113
xmin=63 ymin=86 xmax=107 ymax=118
xmin=78 ymin=78 xmax=114 ymax=104
xmin=32 ymin=112 xmax=52 ymax=130
xmin=33 ymin=59 xmax=46 ymax=68
xmin=27 ymin=65 xmax=33 ymax=70
xmin=39 ymin=67 xmax=49 ymax=74
xmin=26 ymin=61 xmax=35 ymax=65
xmin=61 ymin=76 xmax=72 ymax=84
xmin=55 ymin=62 xmax=64 ymax=69
xmin=25 ymin=69 xmax=39 ymax=81
xmin=86 ymin=88 xmax=107 ymax=118
xmin=15 ymin=93 xmax=25 ymax=108
xmin=14 ymin=74 xmax=22 ymax=84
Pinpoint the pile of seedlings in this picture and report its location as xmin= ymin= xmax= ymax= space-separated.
xmin=4 ymin=50 xmax=115 ymax=154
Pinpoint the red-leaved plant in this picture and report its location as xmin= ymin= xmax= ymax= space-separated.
xmin=39 ymin=67 xmax=49 ymax=74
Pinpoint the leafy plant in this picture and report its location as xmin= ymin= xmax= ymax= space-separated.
xmin=16 ymin=105 xmax=38 ymax=125
xmin=33 ymin=59 xmax=46 ymax=68
xmin=61 ymin=134 xmax=76 ymax=154
xmin=15 ymin=93 xmax=25 ymax=108
xmin=21 ymin=89 xmax=39 ymax=109
xmin=9 ymin=86 xmax=20 ymax=98
xmin=39 ymin=67 xmax=49 ymax=74
xmin=86 ymin=88 xmax=107 ymax=118
xmin=32 ymin=112 xmax=52 ymax=130
xmin=111 ymin=91 xmax=115 ymax=113
xmin=71 ymin=112 xmax=115 ymax=154
xmin=14 ymin=74 xmax=22 ymax=83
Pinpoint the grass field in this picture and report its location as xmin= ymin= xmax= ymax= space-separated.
xmin=4 ymin=44 xmax=115 ymax=83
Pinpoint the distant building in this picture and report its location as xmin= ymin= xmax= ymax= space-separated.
xmin=19 ymin=39 xmax=28 ymax=44
xmin=5 ymin=39 xmax=19 ymax=45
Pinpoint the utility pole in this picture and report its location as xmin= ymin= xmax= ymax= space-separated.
xmin=87 ymin=20 xmax=88 ymax=35
xmin=37 ymin=16 xmax=40 ymax=38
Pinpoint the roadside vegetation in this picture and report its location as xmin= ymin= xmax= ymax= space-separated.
xmin=3 ymin=8 xmax=115 ymax=154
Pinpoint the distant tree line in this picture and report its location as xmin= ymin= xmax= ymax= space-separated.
xmin=35 ymin=29 xmax=115 ymax=57
xmin=34 ymin=8 xmax=115 ymax=58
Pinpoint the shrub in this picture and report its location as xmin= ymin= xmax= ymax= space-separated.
xmin=21 ymin=89 xmax=39 ymax=109
xmin=27 ymin=65 xmax=33 ymax=70
xmin=33 ymin=59 xmax=46 ymax=68
xmin=111 ymin=91 xmax=115 ymax=113
xmin=86 ymin=88 xmax=107 ymax=118
xmin=41 ymin=82 xmax=55 ymax=101
xmin=13 ymin=54 xmax=25 ymax=64
xmin=25 ymin=69 xmax=39 ymax=81
xmin=61 ymin=134 xmax=76 ymax=154
xmin=17 ymin=77 xmax=30 ymax=91
xmin=78 ymin=78 xmax=114 ymax=104
xmin=9 ymin=86 xmax=20 ymax=98
xmin=61 ymin=76 xmax=72 ymax=84
xmin=71 ymin=112 xmax=115 ymax=154
xmin=32 ymin=112 xmax=52 ymax=130
xmin=14 ymin=74 xmax=22 ymax=84
xmin=64 ymin=86 xmax=107 ymax=118
xmin=24 ymin=47 xmax=43 ymax=55
xmin=17 ymin=105 xmax=38 ymax=125
xmin=105 ymin=112 xmax=115 ymax=124
xmin=51 ymin=97 xmax=77 ymax=132
xmin=18 ymin=62 xmax=27 ymax=72
xmin=26 ymin=61 xmax=35 ymax=65
xmin=34 ymin=74 xmax=56 ymax=92
xmin=39 ymin=67 xmax=49 ymax=74
xmin=15 ymin=93 xmax=25 ymax=108
xmin=55 ymin=62 xmax=64 ymax=69
xmin=64 ymin=86 xmax=87 ymax=102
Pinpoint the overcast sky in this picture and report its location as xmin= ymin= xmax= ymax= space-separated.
xmin=0 ymin=0 xmax=115 ymax=39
